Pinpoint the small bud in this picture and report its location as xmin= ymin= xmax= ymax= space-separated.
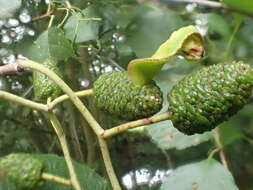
xmin=179 ymin=34 xmax=205 ymax=60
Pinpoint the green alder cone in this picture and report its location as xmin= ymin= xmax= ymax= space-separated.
xmin=168 ymin=61 xmax=253 ymax=135
xmin=0 ymin=153 xmax=44 ymax=189
xmin=93 ymin=71 xmax=163 ymax=120
xmin=33 ymin=59 xmax=63 ymax=102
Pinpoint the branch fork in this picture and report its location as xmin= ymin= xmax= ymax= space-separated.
xmin=0 ymin=59 xmax=174 ymax=190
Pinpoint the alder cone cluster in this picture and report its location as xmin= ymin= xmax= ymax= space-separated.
xmin=33 ymin=59 xmax=63 ymax=102
xmin=0 ymin=153 xmax=44 ymax=189
xmin=168 ymin=61 xmax=253 ymax=135
xmin=93 ymin=71 xmax=163 ymax=120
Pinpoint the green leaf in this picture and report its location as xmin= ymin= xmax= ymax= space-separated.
xmin=126 ymin=5 xmax=184 ymax=58
xmin=146 ymin=120 xmax=211 ymax=150
xmin=221 ymin=0 xmax=253 ymax=14
xmin=0 ymin=0 xmax=21 ymax=19
xmin=15 ymin=36 xmax=35 ymax=57
xmin=218 ymin=103 xmax=253 ymax=146
xmin=64 ymin=6 xmax=101 ymax=43
xmin=160 ymin=159 xmax=239 ymax=190
xmin=0 ymin=178 xmax=16 ymax=190
xmin=102 ymin=4 xmax=148 ymax=29
xmin=204 ymin=13 xmax=232 ymax=61
xmin=0 ymin=154 xmax=111 ymax=190
xmin=25 ymin=27 xmax=75 ymax=63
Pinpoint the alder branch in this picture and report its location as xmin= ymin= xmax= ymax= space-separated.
xmin=48 ymin=89 xmax=93 ymax=110
xmin=15 ymin=59 xmax=121 ymax=190
xmin=101 ymin=112 xmax=172 ymax=139
xmin=47 ymin=112 xmax=82 ymax=190
xmin=16 ymin=59 xmax=104 ymax=135
xmin=0 ymin=91 xmax=48 ymax=112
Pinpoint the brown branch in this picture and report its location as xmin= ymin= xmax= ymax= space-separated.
xmin=166 ymin=0 xmax=253 ymax=18
xmin=167 ymin=0 xmax=226 ymax=8
xmin=32 ymin=9 xmax=55 ymax=22
xmin=219 ymin=148 xmax=228 ymax=169
xmin=0 ymin=62 xmax=23 ymax=75
xmin=0 ymin=62 xmax=93 ymax=109
xmin=101 ymin=112 xmax=172 ymax=139
xmin=32 ymin=7 xmax=75 ymax=22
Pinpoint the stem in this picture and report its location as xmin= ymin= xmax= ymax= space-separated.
xmin=108 ymin=58 xmax=125 ymax=71
xmin=78 ymin=48 xmax=98 ymax=166
xmin=79 ymin=18 xmax=102 ymax=21
xmin=42 ymin=173 xmax=72 ymax=186
xmin=98 ymin=138 xmax=122 ymax=190
xmin=65 ymin=0 xmax=72 ymax=9
xmin=101 ymin=112 xmax=172 ymax=139
xmin=212 ymin=128 xmax=229 ymax=169
xmin=48 ymin=89 xmax=93 ymax=110
xmin=72 ymin=16 xmax=80 ymax=45
xmin=0 ymin=91 xmax=48 ymax=112
xmin=58 ymin=8 xmax=70 ymax=28
xmin=65 ymin=102 xmax=85 ymax=162
xmin=48 ymin=15 xmax=55 ymax=28
xmin=207 ymin=147 xmax=220 ymax=161
xmin=17 ymin=59 xmax=104 ymax=136
xmin=47 ymin=112 xmax=83 ymax=190
xmin=80 ymin=117 xmax=97 ymax=166
xmin=225 ymin=18 xmax=243 ymax=58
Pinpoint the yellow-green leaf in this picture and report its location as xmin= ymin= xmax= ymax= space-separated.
xmin=127 ymin=25 xmax=204 ymax=85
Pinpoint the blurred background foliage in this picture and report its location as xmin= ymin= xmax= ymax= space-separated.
xmin=0 ymin=0 xmax=253 ymax=189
